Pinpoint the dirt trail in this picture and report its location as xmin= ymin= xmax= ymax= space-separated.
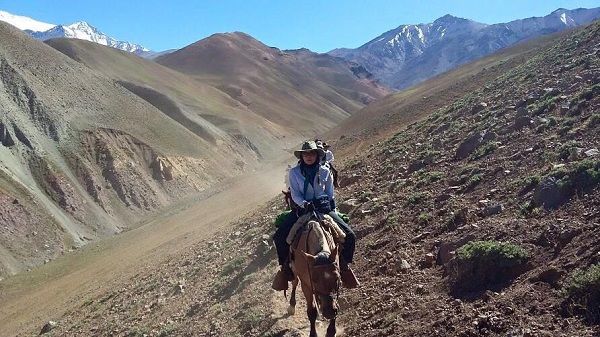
xmin=0 ymin=161 xmax=287 ymax=336
xmin=269 ymin=283 xmax=346 ymax=336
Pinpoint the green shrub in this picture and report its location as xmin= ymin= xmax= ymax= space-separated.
xmin=466 ymin=173 xmax=484 ymax=190
xmin=416 ymin=171 xmax=444 ymax=187
xmin=457 ymin=241 xmax=529 ymax=262
xmin=587 ymin=114 xmax=600 ymax=129
xmin=158 ymin=324 xmax=176 ymax=337
xmin=578 ymin=83 xmax=600 ymax=101
xmin=563 ymin=264 xmax=600 ymax=324
xmin=520 ymin=175 xmax=540 ymax=192
xmin=449 ymin=241 xmax=529 ymax=294
xmin=472 ymin=142 xmax=498 ymax=159
xmin=417 ymin=212 xmax=432 ymax=225
xmin=556 ymin=141 xmax=580 ymax=161
xmin=406 ymin=192 xmax=427 ymax=205
xmin=550 ymin=159 xmax=600 ymax=196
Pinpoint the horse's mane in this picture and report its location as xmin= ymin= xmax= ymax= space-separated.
xmin=314 ymin=251 xmax=331 ymax=266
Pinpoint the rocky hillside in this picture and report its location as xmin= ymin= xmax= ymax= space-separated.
xmin=330 ymin=8 xmax=600 ymax=89
xmin=326 ymin=19 xmax=600 ymax=337
xmin=35 ymin=17 xmax=599 ymax=337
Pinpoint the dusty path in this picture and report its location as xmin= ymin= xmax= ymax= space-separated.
xmin=0 ymin=162 xmax=287 ymax=336
xmin=270 ymin=288 xmax=342 ymax=337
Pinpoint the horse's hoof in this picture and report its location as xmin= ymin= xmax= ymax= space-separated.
xmin=287 ymin=305 xmax=295 ymax=316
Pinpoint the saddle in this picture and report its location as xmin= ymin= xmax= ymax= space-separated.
xmin=286 ymin=213 xmax=345 ymax=249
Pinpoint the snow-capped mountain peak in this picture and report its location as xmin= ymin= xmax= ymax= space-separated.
xmin=0 ymin=10 xmax=150 ymax=54
xmin=0 ymin=10 xmax=55 ymax=31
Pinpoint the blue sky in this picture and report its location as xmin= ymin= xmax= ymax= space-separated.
xmin=1 ymin=0 xmax=599 ymax=52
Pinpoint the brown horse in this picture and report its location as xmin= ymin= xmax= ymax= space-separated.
xmin=288 ymin=219 xmax=341 ymax=337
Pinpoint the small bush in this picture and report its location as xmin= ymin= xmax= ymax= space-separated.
xmin=556 ymin=141 xmax=581 ymax=161
xmin=465 ymin=173 xmax=484 ymax=190
xmin=417 ymin=212 xmax=432 ymax=225
xmin=448 ymin=241 xmax=529 ymax=294
xmin=578 ymin=83 xmax=600 ymax=101
xmin=518 ymin=175 xmax=540 ymax=195
xmin=550 ymin=159 xmax=600 ymax=196
xmin=416 ymin=171 xmax=444 ymax=187
xmin=472 ymin=142 xmax=498 ymax=159
xmin=587 ymin=114 xmax=600 ymax=129
xmin=406 ymin=192 xmax=427 ymax=205
xmin=563 ymin=264 xmax=600 ymax=324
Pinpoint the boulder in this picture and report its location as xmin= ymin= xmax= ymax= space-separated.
xmin=339 ymin=174 xmax=361 ymax=188
xmin=529 ymin=267 xmax=563 ymax=286
xmin=407 ymin=159 xmax=426 ymax=174
xmin=40 ymin=321 xmax=57 ymax=335
xmin=584 ymin=148 xmax=599 ymax=157
xmin=532 ymin=177 xmax=565 ymax=209
xmin=338 ymin=198 xmax=361 ymax=214
xmin=481 ymin=204 xmax=503 ymax=217
xmin=470 ymin=102 xmax=488 ymax=114
xmin=514 ymin=116 xmax=533 ymax=130
xmin=0 ymin=122 xmax=15 ymax=147
xmin=421 ymin=253 xmax=436 ymax=268
xmin=397 ymin=259 xmax=411 ymax=272
xmin=151 ymin=157 xmax=174 ymax=181
xmin=456 ymin=132 xmax=483 ymax=159
xmin=437 ymin=242 xmax=457 ymax=265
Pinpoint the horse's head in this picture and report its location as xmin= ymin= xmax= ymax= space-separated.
xmin=303 ymin=246 xmax=341 ymax=320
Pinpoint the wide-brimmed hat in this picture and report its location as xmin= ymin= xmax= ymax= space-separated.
xmin=294 ymin=141 xmax=325 ymax=159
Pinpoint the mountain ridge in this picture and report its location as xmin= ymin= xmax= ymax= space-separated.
xmin=329 ymin=7 xmax=600 ymax=89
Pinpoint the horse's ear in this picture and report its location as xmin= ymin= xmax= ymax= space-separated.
xmin=329 ymin=246 xmax=338 ymax=263
xmin=303 ymin=251 xmax=316 ymax=263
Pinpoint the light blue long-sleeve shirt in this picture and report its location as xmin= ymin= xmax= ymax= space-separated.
xmin=288 ymin=164 xmax=334 ymax=207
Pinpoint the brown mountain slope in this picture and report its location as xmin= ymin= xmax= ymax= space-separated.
xmin=0 ymin=21 xmax=252 ymax=277
xmin=156 ymin=32 xmax=390 ymax=131
xmin=34 ymin=19 xmax=600 ymax=337
xmin=45 ymin=38 xmax=290 ymax=158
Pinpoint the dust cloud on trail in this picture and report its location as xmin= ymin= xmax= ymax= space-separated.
xmin=0 ymin=159 xmax=291 ymax=336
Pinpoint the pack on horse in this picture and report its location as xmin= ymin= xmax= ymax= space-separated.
xmin=286 ymin=205 xmax=345 ymax=337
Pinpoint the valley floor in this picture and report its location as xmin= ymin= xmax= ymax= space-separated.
xmin=0 ymin=160 xmax=287 ymax=336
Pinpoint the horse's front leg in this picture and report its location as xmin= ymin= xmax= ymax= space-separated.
xmin=287 ymin=277 xmax=298 ymax=315
xmin=302 ymin=282 xmax=318 ymax=337
xmin=326 ymin=317 xmax=336 ymax=337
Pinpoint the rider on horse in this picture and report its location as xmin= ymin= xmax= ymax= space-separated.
xmin=273 ymin=140 xmax=357 ymax=290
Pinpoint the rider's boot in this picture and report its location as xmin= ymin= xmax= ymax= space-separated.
xmin=272 ymin=263 xmax=294 ymax=291
xmin=339 ymin=258 xmax=359 ymax=289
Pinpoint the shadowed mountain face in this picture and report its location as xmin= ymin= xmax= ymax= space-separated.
xmin=329 ymin=8 xmax=600 ymax=89
xmin=155 ymin=32 xmax=390 ymax=130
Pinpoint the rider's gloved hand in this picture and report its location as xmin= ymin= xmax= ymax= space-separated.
xmin=303 ymin=201 xmax=315 ymax=212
